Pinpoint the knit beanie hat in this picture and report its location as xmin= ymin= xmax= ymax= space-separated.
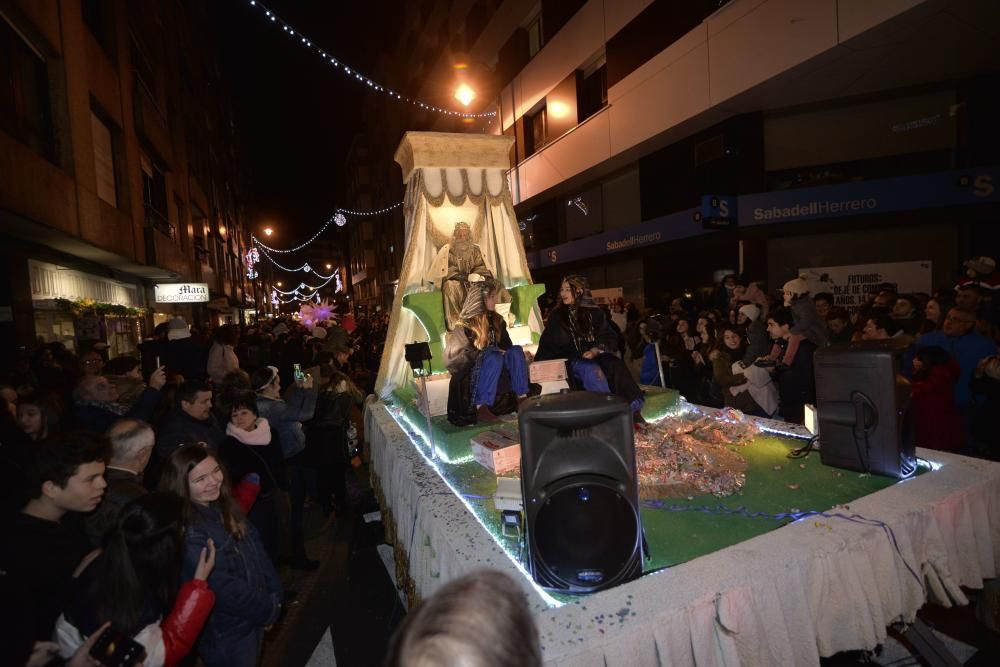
xmin=738 ymin=304 xmax=761 ymax=322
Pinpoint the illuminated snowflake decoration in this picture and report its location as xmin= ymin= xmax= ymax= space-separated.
xmin=334 ymin=212 xmax=347 ymax=227
xmin=303 ymin=263 xmax=312 ymax=273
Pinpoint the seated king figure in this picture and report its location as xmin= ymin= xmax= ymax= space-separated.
xmin=430 ymin=221 xmax=493 ymax=330
xmin=444 ymin=277 xmax=529 ymax=426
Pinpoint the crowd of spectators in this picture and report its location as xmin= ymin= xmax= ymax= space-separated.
xmin=1 ymin=252 xmax=997 ymax=665
xmin=0 ymin=309 xmax=389 ymax=666
xmin=607 ymin=255 xmax=999 ymax=458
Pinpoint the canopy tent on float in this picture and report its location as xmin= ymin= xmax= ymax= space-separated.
xmin=375 ymin=131 xmax=545 ymax=399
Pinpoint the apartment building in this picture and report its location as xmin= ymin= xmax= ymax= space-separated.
xmin=0 ymin=0 xmax=262 ymax=364
xmin=355 ymin=0 xmax=1000 ymax=310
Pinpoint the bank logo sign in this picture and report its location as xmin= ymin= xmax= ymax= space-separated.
xmin=154 ymin=283 xmax=210 ymax=303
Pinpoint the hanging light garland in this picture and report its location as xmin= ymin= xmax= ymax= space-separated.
xmin=255 ymin=244 xmax=338 ymax=280
xmin=245 ymin=1 xmax=495 ymax=119
xmin=251 ymin=203 xmax=402 ymax=255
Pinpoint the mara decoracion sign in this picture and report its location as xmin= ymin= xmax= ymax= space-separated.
xmin=154 ymin=283 xmax=210 ymax=303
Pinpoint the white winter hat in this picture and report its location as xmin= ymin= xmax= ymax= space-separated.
xmin=782 ymin=278 xmax=810 ymax=296
xmin=738 ymin=304 xmax=761 ymax=321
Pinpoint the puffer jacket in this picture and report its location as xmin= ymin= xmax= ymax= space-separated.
xmin=56 ymin=566 xmax=215 ymax=667
xmin=181 ymin=505 xmax=281 ymax=650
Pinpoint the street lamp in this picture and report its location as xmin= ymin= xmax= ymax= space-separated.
xmin=263 ymin=227 xmax=274 ymax=237
xmin=454 ymin=83 xmax=475 ymax=107
xmin=325 ymin=263 xmax=332 ymax=270
xmin=276 ymin=281 xmax=283 ymax=287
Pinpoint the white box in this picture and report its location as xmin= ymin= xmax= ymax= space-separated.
xmin=470 ymin=431 xmax=521 ymax=474
xmin=529 ymin=359 xmax=567 ymax=383
xmin=414 ymin=373 xmax=451 ymax=417
xmin=494 ymin=476 xmax=523 ymax=512
xmin=538 ymin=380 xmax=569 ymax=395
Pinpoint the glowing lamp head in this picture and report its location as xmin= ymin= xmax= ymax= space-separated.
xmin=263 ymin=227 xmax=274 ymax=237
xmin=454 ymin=83 xmax=476 ymax=107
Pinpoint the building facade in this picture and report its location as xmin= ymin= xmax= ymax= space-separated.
xmin=0 ymin=0 xmax=267 ymax=368
xmin=351 ymin=0 xmax=1000 ymax=311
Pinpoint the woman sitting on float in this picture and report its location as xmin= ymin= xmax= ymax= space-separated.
xmin=445 ymin=277 xmax=530 ymax=426
xmin=535 ymin=274 xmax=645 ymax=422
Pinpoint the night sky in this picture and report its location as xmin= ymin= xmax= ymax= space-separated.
xmin=207 ymin=0 xmax=403 ymax=246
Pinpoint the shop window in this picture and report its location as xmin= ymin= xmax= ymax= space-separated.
xmin=140 ymin=153 xmax=172 ymax=238
xmin=0 ymin=18 xmax=55 ymax=162
xmin=91 ymin=111 xmax=118 ymax=207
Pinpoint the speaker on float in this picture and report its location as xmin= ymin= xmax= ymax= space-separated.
xmin=814 ymin=342 xmax=916 ymax=479
xmin=518 ymin=391 xmax=644 ymax=594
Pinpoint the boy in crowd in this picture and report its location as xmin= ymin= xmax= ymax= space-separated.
xmin=0 ymin=432 xmax=110 ymax=664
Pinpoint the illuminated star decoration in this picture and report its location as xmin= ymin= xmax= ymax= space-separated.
xmin=298 ymin=298 xmax=336 ymax=328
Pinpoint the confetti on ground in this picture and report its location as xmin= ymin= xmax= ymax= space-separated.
xmin=786 ymin=483 xmax=800 ymax=490
xmin=635 ymin=408 xmax=760 ymax=498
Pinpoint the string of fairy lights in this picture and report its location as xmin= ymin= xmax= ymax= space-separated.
xmin=245 ymin=0 xmax=495 ymax=119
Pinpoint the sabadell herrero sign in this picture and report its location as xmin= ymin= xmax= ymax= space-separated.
xmin=154 ymin=283 xmax=210 ymax=303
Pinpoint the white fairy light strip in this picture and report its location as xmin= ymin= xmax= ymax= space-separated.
xmin=251 ymin=203 xmax=402 ymax=255
xmin=245 ymin=1 xmax=495 ymax=118
xmin=255 ymin=244 xmax=337 ymax=280
xmin=272 ymin=273 xmax=335 ymax=296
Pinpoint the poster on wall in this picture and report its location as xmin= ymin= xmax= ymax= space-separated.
xmin=798 ymin=260 xmax=932 ymax=313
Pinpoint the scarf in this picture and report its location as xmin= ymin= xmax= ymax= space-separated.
xmin=226 ymin=417 xmax=272 ymax=446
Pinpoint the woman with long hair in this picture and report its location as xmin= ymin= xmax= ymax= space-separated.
xmin=445 ymin=278 xmax=529 ymax=426
xmin=160 ymin=444 xmax=281 ymax=666
xmin=207 ymin=325 xmax=240 ymax=385
xmin=17 ymin=394 xmax=59 ymax=441
xmin=921 ymin=295 xmax=955 ymax=335
xmin=56 ymin=492 xmax=216 ymax=667
xmin=710 ymin=326 xmax=768 ymax=415
xmin=535 ymin=274 xmax=644 ymax=421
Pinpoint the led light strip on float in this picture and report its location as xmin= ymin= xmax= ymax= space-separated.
xmin=383 ymin=402 xmax=564 ymax=609
xmin=244 ymin=1 xmax=494 ymax=118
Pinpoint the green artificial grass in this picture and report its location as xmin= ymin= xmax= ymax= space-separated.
xmin=638 ymin=433 xmax=899 ymax=569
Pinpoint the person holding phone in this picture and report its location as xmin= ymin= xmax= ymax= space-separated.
xmin=160 ymin=444 xmax=281 ymax=666
xmin=55 ymin=492 xmax=217 ymax=667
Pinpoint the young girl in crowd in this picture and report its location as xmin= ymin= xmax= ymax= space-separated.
xmin=710 ymin=326 xmax=766 ymax=415
xmin=161 ymin=444 xmax=282 ymax=667
xmin=911 ymin=346 xmax=965 ymax=452
xmin=56 ymin=492 xmax=217 ymax=667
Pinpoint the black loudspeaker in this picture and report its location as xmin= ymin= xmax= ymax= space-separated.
xmin=518 ymin=391 xmax=643 ymax=593
xmin=814 ymin=343 xmax=916 ymax=478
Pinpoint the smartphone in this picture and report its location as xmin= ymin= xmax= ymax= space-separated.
xmin=90 ymin=630 xmax=146 ymax=667
xmin=293 ymin=363 xmax=305 ymax=382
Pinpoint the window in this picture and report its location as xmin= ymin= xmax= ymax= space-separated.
xmin=82 ymin=0 xmax=115 ymax=57
xmin=577 ymin=58 xmax=607 ymax=122
xmin=0 ymin=19 xmax=55 ymax=161
xmin=140 ymin=153 xmax=171 ymax=238
xmin=91 ymin=112 xmax=117 ymax=207
xmin=130 ymin=37 xmax=156 ymax=100
xmin=526 ymin=13 xmax=543 ymax=58
xmin=525 ymin=105 xmax=547 ymax=157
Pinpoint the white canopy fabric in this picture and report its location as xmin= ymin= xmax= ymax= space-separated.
xmin=375 ymin=164 xmax=541 ymax=398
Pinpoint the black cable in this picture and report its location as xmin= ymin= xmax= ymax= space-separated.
xmin=787 ymin=434 xmax=819 ymax=459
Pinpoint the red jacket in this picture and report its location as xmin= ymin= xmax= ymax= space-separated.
xmin=911 ymin=361 xmax=965 ymax=452
xmin=163 ymin=579 xmax=216 ymax=666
